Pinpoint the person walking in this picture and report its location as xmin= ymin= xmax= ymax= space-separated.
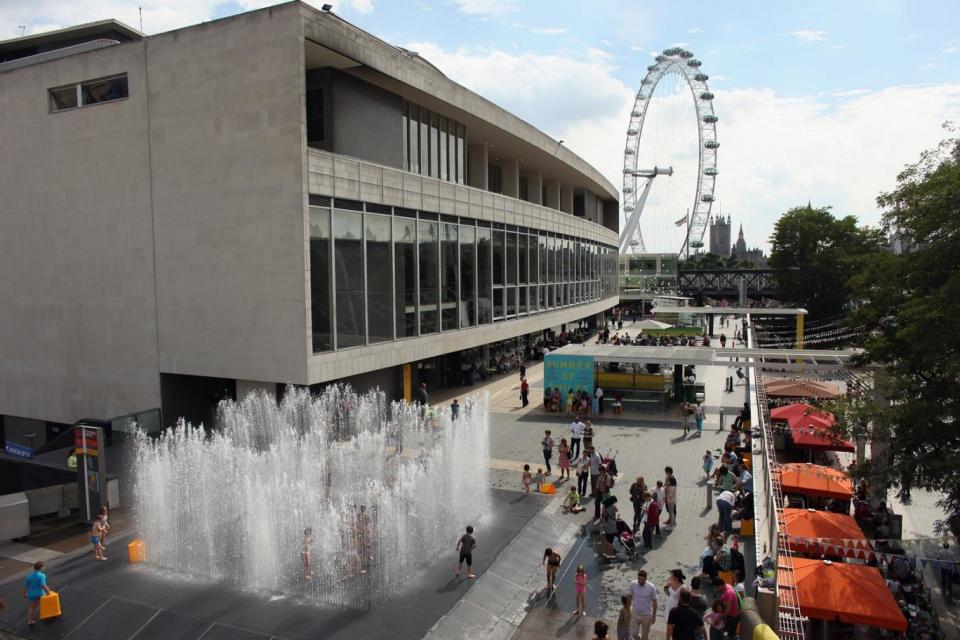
xmin=595 ymin=385 xmax=604 ymax=415
xmin=417 ymin=382 xmax=429 ymax=406
xmin=450 ymin=398 xmax=460 ymax=420
xmin=455 ymin=525 xmax=477 ymax=578
xmin=664 ymin=476 xmax=678 ymax=530
xmin=629 ymin=476 xmax=647 ymax=532
xmin=663 ymin=569 xmax=685 ymax=621
xmin=694 ymin=402 xmax=705 ymax=436
xmin=588 ymin=446 xmax=603 ymax=494
xmin=702 ymin=450 xmax=714 ymax=479
xmin=520 ymin=378 xmax=530 ymax=407
xmin=542 ymin=430 xmax=555 ymax=475
xmin=666 ymin=590 xmax=707 ymax=640
xmin=23 ymin=561 xmax=52 ymax=628
xmin=543 ymin=548 xmax=562 ymax=593
xmin=301 ymin=527 xmax=314 ymax=579
xmin=680 ymin=401 xmax=692 ymax=436
xmin=577 ymin=451 xmax=591 ymax=497
xmin=98 ymin=505 xmax=110 ymax=548
xmin=521 ymin=464 xmax=533 ymax=494
xmin=594 ymin=464 xmax=613 ymax=520
xmin=570 ymin=417 xmax=584 ymax=459
xmin=628 ymin=569 xmax=658 ymax=640
xmin=617 ymin=594 xmax=632 ymax=640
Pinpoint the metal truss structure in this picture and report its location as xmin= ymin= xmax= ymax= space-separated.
xmin=621 ymin=47 xmax=718 ymax=256
xmin=678 ymin=268 xmax=777 ymax=298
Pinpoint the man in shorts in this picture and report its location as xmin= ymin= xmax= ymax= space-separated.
xmin=456 ymin=525 xmax=477 ymax=578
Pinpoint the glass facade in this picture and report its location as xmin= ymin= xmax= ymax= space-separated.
xmin=402 ymin=101 xmax=466 ymax=184
xmin=310 ymin=201 xmax=619 ymax=353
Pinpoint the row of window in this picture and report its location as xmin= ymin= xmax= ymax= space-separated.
xmin=402 ymin=101 xmax=467 ymax=185
xmin=50 ymin=73 xmax=128 ymax=112
xmin=309 ymin=201 xmax=618 ymax=352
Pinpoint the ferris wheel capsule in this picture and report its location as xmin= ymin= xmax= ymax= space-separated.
xmin=700 ymin=92 xmax=715 ymax=100
xmin=687 ymin=59 xmax=702 ymax=68
xmin=655 ymin=55 xmax=667 ymax=62
xmin=694 ymin=73 xmax=709 ymax=82
xmin=702 ymin=114 xmax=718 ymax=123
xmin=647 ymin=64 xmax=659 ymax=72
xmin=704 ymin=140 xmax=720 ymax=149
xmin=680 ymin=50 xmax=695 ymax=59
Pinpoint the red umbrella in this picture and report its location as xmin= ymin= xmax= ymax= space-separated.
xmin=770 ymin=403 xmax=823 ymax=420
xmin=787 ymin=414 xmax=835 ymax=430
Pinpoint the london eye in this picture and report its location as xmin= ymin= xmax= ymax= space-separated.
xmin=620 ymin=47 xmax=718 ymax=256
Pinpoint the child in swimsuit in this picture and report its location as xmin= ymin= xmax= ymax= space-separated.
xmin=522 ymin=464 xmax=532 ymax=494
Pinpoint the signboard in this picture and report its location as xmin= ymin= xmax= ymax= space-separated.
xmin=74 ymin=427 xmax=99 ymax=457
xmin=543 ymin=354 xmax=595 ymax=397
xmin=74 ymin=424 xmax=106 ymax=522
xmin=4 ymin=441 xmax=34 ymax=459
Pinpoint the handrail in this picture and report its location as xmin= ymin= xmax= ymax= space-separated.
xmin=0 ymin=39 xmax=120 ymax=73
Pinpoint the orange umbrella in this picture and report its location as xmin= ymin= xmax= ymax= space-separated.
xmin=777 ymin=463 xmax=853 ymax=500
xmin=787 ymin=414 xmax=835 ymax=430
xmin=786 ymin=414 xmax=854 ymax=452
xmin=780 ymin=508 xmax=867 ymax=553
xmin=778 ymin=558 xmax=907 ymax=631
xmin=765 ymin=378 xmax=842 ymax=399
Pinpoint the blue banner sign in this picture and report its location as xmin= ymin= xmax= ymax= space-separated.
xmin=543 ymin=354 xmax=595 ymax=397
xmin=4 ymin=441 xmax=34 ymax=459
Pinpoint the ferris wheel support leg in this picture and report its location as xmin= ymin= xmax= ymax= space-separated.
xmin=619 ymin=176 xmax=657 ymax=253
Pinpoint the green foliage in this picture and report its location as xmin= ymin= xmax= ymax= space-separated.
xmin=679 ymin=252 xmax=756 ymax=270
xmin=849 ymin=125 xmax=960 ymax=535
xmin=768 ymin=205 xmax=884 ymax=319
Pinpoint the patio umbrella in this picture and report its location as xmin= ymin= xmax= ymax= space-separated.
xmin=780 ymin=508 xmax=867 ymax=553
xmin=770 ymin=403 xmax=824 ymax=421
xmin=765 ymin=378 xmax=842 ymax=399
xmin=777 ymin=463 xmax=853 ymax=500
xmin=778 ymin=558 xmax=907 ymax=631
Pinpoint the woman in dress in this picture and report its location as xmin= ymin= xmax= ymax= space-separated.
xmin=558 ymin=439 xmax=571 ymax=481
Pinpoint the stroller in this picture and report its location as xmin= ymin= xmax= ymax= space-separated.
xmin=603 ymin=449 xmax=619 ymax=477
xmin=615 ymin=519 xmax=638 ymax=557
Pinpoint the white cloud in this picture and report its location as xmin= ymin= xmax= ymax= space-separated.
xmin=0 ymin=0 xmax=369 ymax=38
xmin=688 ymin=27 xmax=702 ymax=34
xmin=405 ymin=42 xmax=960 ymax=253
xmin=789 ymin=30 xmax=827 ymax=43
xmin=531 ymin=27 xmax=567 ymax=36
xmin=454 ymin=0 xmax=517 ymax=18
xmin=944 ymin=39 xmax=960 ymax=54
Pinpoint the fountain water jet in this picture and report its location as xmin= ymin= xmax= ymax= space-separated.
xmin=133 ymin=385 xmax=490 ymax=610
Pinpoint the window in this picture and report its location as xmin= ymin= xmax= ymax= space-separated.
xmin=402 ymin=101 xmax=465 ymax=184
xmin=506 ymin=232 xmax=517 ymax=285
xmin=394 ymin=217 xmax=417 ymax=338
xmin=441 ymin=223 xmax=458 ymax=331
xmin=306 ymin=87 xmax=325 ymax=146
xmin=459 ymin=225 xmax=477 ymax=327
xmin=519 ymin=175 xmax=529 ymax=202
xmin=477 ymin=227 xmax=492 ymax=324
xmin=366 ymin=214 xmax=392 ymax=343
xmin=334 ymin=210 xmax=365 ymax=348
xmin=50 ymin=73 xmax=128 ymax=112
xmin=492 ymin=230 xmax=505 ymax=286
xmin=309 ymin=207 xmax=332 ymax=352
xmin=419 ymin=221 xmax=439 ymax=334
xmin=488 ymin=163 xmax=503 ymax=194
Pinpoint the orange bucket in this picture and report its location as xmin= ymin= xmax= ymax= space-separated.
xmin=128 ymin=539 xmax=146 ymax=563
xmin=540 ymin=483 xmax=556 ymax=495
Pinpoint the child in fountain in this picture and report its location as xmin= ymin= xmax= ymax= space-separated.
xmin=301 ymin=528 xmax=313 ymax=579
xmin=522 ymin=464 xmax=532 ymax=494
xmin=455 ymin=525 xmax=477 ymax=578
xmin=90 ymin=515 xmax=107 ymax=561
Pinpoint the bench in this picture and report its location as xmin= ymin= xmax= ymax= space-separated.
xmin=614 ymin=388 xmax=670 ymax=412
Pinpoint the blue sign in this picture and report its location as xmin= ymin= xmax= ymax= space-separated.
xmin=543 ymin=354 xmax=595 ymax=397
xmin=4 ymin=441 xmax=34 ymax=459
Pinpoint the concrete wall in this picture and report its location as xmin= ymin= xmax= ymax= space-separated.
xmin=147 ymin=4 xmax=309 ymax=385
xmin=0 ymin=40 xmax=161 ymax=425
xmin=330 ymin=70 xmax=404 ymax=169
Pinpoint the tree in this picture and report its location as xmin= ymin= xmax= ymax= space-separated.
xmin=768 ymin=205 xmax=883 ymax=319
xmin=848 ymin=126 xmax=960 ymax=535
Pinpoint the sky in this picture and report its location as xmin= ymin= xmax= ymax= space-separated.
xmin=3 ymin=0 xmax=959 ymax=251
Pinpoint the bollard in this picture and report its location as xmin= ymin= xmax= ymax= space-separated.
xmin=706 ymin=481 xmax=713 ymax=511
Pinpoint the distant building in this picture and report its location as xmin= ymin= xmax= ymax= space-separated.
xmin=709 ymin=215 xmax=731 ymax=256
xmin=731 ymin=224 xmax=767 ymax=267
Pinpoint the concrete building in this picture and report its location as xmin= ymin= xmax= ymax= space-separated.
xmin=709 ymin=214 xmax=731 ymax=256
xmin=0 ymin=3 xmax=619 ymax=442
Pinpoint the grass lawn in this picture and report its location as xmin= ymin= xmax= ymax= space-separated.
xmin=642 ymin=326 xmax=704 ymax=337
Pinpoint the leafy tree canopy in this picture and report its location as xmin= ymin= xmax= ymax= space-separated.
xmin=768 ymin=205 xmax=884 ymax=319
xmin=848 ymin=126 xmax=960 ymax=535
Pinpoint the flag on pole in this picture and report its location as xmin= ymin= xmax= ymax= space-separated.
xmin=674 ymin=215 xmax=687 ymax=227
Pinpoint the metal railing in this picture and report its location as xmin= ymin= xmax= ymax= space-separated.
xmin=747 ymin=314 xmax=805 ymax=640
xmin=0 ymin=39 xmax=120 ymax=73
